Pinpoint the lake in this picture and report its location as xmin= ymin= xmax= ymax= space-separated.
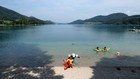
xmin=0 ymin=24 xmax=140 ymax=66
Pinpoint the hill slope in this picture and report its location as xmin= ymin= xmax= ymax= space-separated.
xmin=0 ymin=6 xmax=26 ymax=20
xmin=70 ymin=13 xmax=140 ymax=24
xmin=0 ymin=6 xmax=53 ymax=25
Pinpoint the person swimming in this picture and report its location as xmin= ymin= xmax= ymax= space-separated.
xmin=115 ymin=52 xmax=121 ymax=56
xmin=102 ymin=47 xmax=108 ymax=52
xmin=95 ymin=47 xmax=100 ymax=53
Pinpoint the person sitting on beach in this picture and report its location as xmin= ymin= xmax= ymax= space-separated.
xmin=95 ymin=47 xmax=100 ymax=53
xmin=64 ymin=56 xmax=74 ymax=68
xmin=63 ymin=53 xmax=80 ymax=68
xmin=68 ymin=53 xmax=80 ymax=58
xmin=102 ymin=47 xmax=108 ymax=52
xmin=68 ymin=53 xmax=80 ymax=64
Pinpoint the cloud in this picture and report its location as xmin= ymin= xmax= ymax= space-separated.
xmin=126 ymin=11 xmax=130 ymax=14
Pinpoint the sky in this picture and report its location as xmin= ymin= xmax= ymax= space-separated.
xmin=0 ymin=0 xmax=140 ymax=23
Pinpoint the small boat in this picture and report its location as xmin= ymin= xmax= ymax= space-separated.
xmin=129 ymin=29 xmax=140 ymax=32
xmin=129 ymin=29 xmax=136 ymax=32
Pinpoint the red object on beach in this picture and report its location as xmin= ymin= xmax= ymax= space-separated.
xmin=64 ymin=64 xmax=69 ymax=70
xmin=64 ymin=61 xmax=70 ymax=70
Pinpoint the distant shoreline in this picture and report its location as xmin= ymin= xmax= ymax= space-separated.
xmin=0 ymin=24 xmax=54 ymax=26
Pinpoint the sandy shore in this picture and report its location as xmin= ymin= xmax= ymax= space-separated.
xmin=53 ymin=67 xmax=93 ymax=79
xmin=1 ymin=66 xmax=140 ymax=79
xmin=52 ymin=66 xmax=140 ymax=79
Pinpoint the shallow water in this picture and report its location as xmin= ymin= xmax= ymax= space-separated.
xmin=0 ymin=24 xmax=140 ymax=66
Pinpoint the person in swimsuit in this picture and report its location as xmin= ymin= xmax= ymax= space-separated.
xmin=95 ymin=47 xmax=100 ymax=53
xmin=102 ymin=47 xmax=108 ymax=52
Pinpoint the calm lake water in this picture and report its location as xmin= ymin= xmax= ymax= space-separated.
xmin=0 ymin=24 xmax=140 ymax=66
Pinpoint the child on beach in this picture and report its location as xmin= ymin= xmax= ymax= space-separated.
xmin=63 ymin=53 xmax=80 ymax=69
xmin=64 ymin=56 xmax=74 ymax=70
xmin=68 ymin=53 xmax=80 ymax=64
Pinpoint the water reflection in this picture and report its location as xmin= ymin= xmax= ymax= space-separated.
xmin=0 ymin=24 xmax=140 ymax=42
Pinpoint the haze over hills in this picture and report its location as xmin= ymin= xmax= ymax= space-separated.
xmin=0 ymin=6 xmax=54 ymax=25
xmin=70 ymin=13 xmax=140 ymax=25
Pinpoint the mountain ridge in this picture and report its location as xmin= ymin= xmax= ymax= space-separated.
xmin=0 ymin=6 xmax=54 ymax=25
xmin=70 ymin=13 xmax=140 ymax=25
